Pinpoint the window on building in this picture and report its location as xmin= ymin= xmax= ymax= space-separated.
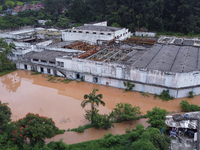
xmin=57 ymin=61 xmax=60 ymax=66
xmin=78 ymin=31 xmax=82 ymax=33
xmin=100 ymin=33 xmax=104 ymax=35
xmin=41 ymin=60 xmax=47 ymax=63
xmin=108 ymin=33 xmax=111 ymax=35
xmin=47 ymin=68 xmax=51 ymax=74
xmin=73 ymin=31 xmax=76 ymax=33
xmin=33 ymin=59 xmax=38 ymax=61
xmin=61 ymin=62 xmax=64 ymax=67
xmin=93 ymin=77 xmax=98 ymax=83
xmin=69 ymin=30 xmax=71 ymax=32
xmin=86 ymin=31 xmax=89 ymax=34
xmin=57 ymin=61 xmax=64 ymax=67
xmin=49 ymin=61 xmax=55 ymax=64
xmin=93 ymin=32 xmax=96 ymax=34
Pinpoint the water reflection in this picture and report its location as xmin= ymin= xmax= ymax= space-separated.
xmin=1 ymin=71 xmax=21 ymax=92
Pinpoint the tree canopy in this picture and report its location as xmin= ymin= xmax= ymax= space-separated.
xmin=0 ymin=38 xmax=16 ymax=72
xmin=146 ymin=107 xmax=168 ymax=131
xmin=67 ymin=0 xmax=200 ymax=34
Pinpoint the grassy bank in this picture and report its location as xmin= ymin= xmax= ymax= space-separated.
xmin=0 ymin=69 xmax=16 ymax=76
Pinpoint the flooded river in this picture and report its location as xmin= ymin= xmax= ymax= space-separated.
xmin=1 ymin=70 xmax=199 ymax=144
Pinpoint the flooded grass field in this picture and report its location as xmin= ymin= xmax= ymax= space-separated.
xmin=0 ymin=70 xmax=198 ymax=144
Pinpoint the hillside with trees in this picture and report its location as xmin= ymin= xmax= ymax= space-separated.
xmin=66 ymin=0 xmax=200 ymax=34
xmin=0 ymin=0 xmax=199 ymax=35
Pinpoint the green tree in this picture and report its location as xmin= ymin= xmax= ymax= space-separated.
xmin=0 ymin=38 xmax=16 ymax=72
xmin=81 ymin=88 xmax=105 ymax=124
xmin=12 ymin=113 xmax=59 ymax=145
xmin=130 ymin=125 xmax=170 ymax=150
xmin=6 ymin=2 xmax=12 ymax=9
xmin=113 ymin=103 xmax=141 ymax=122
xmin=0 ymin=101 xmax=12 ymax=133
xmin=2 ymin=4 xmax=7 ymax=10
xmin=44 ymin=0 xmax=66 ymax=14
xmin=0 ymin=0 xmax=5 ymax=5
xmin=146 ymin=107 xmax=167 ymax=131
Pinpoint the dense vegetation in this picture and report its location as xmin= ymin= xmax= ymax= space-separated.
xmin=0 ymin=0 xmax=200 ymax=35
xmin=0 ymin=9 xmax=69 ymax=29
xmin=68 ymin=125 xmax=170 ymax=150
xmin=67 ymin=0 xmax=200 ymax=34
xmin=146 ymin=107 xmax=168 ymax=131
xmin=180 ymin=100 xmax=200 ymax=112
xmin=0 ymin=38 xmax=16 ymax=75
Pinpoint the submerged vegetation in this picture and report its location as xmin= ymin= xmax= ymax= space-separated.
xmin=123 ymin=81 xmax=135 ymax=92
xmin=180 ymin=100 xmax=200 ymax=112
xmin=154 ymin=90 xmax=174 ymax=101
xmin=31 ymin=72 xmax=42 ymax=75
xmin=188 ymin=91 xmax=195 ymax=98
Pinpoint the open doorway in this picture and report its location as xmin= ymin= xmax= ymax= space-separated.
xmin=40 ymin=67 xmax=44 ymax=73
xmin=93 ymin=77 xmax=98 ymax=83
xmin=24 ymin=64 xmax=27 ymax=70
xmin=76 ymin=73 xmax=80 ymax=79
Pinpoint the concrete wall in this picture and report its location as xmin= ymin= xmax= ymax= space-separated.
xmin=0 ymin=33 xmax=30 ymax=40
xmin=0 ymin=26 xmax=34 ymax=33
xmin=55 ymin=57 xmax=200 ymax=98
xmin=62 ymin=28 xmax=130 ymax=44
xmin=33 ymin=45 xmax=84 ymax=53
xmin=62 ymin=31 xmax=114 ymax=44
xmin=84 ymin=21 xmax=107 ymax=26
xmin=135 ymin=31 xmax=156 ymax=37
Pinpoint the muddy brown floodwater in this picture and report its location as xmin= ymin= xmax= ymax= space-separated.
xmin=1 ymin=70 xmax=200 ymax=144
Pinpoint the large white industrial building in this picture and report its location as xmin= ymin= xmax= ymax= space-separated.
xmin=1 ymin=22 xmax=200 ymax=98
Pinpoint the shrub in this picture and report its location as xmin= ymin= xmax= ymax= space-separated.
xmin=123 ymin=81 xmax=135 ymax=92
xmin=189 ymin=91 xmax=194 ymax=98
xmin=112 ymin=103 xmax=141 ymax=122
xmin=55 ymin=129 xmax=65 ymax=134
xmin=156 ymin=90 xmax=174 ymax=101
xmin=31 ymin=72 xmax=42 ymax=75
xmin=92 ymin=111 xmax=114 ymax=130
xmin=47 ymin=139 xmax=69 ymax=150
xmin=70 ymin=125 xmax=85 ymax=133
xmin=84 ymin=109 xmax=98 ymax=121
xmin=99 ymin=133 xmax=120 ymax=147
xmin=180 ymin=100 xmax=200 ymax=112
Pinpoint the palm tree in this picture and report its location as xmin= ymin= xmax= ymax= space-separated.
xmin=81 ymin=88 xmax=105 ymax=124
